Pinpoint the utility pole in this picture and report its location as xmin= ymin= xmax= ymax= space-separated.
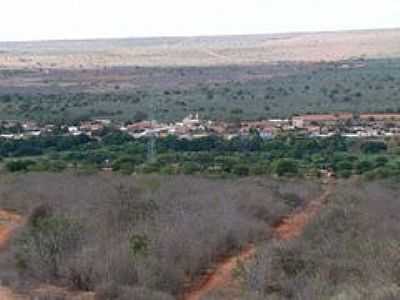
xmin=147 ymin=133 xmax=156 ymax=163
xmin=147 ymin=100 xmax=158 ymax=163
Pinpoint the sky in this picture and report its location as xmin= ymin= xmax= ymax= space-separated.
xmin=1 ymin=0 xmax=400 ymax=42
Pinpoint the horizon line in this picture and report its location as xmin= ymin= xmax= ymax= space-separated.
xmin=1 ymin=26 xmax=400 ymax=44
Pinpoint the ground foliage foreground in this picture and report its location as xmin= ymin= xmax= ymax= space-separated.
xmin=241 ymin=179 xmax=400 ymax=300
xmin=0 ymin=173 xmax=320 ymax=299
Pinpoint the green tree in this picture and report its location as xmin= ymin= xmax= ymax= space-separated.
xmin=361 ymin=141 xmax=387 ymax=154
xmin=272 ymin=159 xmax=298 ymax=176
xmin=6 ymin=160 xmax=36 ymax=172
xmin=375 ymin=156 xmax=389 ymax=167
xmin=232 ymin=164 xmax=250 ymax=176
xmin=355 ymin=160 xmax=374 ymax=174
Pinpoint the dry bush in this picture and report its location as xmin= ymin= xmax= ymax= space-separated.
xmin=95 ymin=282 xmax=174 ymax=300
xmin=31 ymin=291 xmax=67 ymax=300
xmin=244 ymin=180 xmax=400 ymax=300
xmin=0 ymin=172 xmax=319 ymax=297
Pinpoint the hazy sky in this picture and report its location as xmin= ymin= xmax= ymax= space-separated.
xmin=2 ymin=0 xmax=400 ymax=41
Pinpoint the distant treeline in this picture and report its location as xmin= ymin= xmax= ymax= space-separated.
xmin=2 ymin=132 xmax=400 ymax=180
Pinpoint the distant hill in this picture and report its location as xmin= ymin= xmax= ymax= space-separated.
xmin=1 ymin=28 xmax=400 ymax=69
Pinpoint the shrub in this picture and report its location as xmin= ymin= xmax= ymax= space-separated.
xmin=244 ymin=181 xmax=400 ymax=299
xmin=232 ymin=164 xmax=250 ymax=176
xmin=31 ymin=291 xmax=66 ymax=300
xmin=6 ymin=160 xmax=36 ymax=172
xmin=95 ymin=284 xmax=174 ymax=300
xmin=364 ymin=166 xmax=400 ymax=180
xmin=335 ymin=160 xmax=353 ymax=172
xmin=355 ymin=160 xmax=374 ymax=174
xmin=181 ymin=162 xmax=202 ymax=174
xmin=16 ymin=215 xmax=82 ymax=280
xmin=112 ymin=156 xmax=142 ymax=174
xmin=361 ymin=141 xmax=387 ymax=154
xmin=250 ymin=163 xmax=269 ymax=175
xmin=375 ymin=156 xmax=389 ymax=167
xmin=1 ymin=173 xmax=319 ymax=297
xmin=337 ymin=169 xmax=352 ymax=178
xmin=272 ymin=159 xmax=298 ymax=176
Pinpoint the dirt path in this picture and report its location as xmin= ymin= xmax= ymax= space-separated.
xmin=183 ymin=245 xmax=255 ymax=300
xmin=274 ymin=182 xmax=335 ymax=240
xmin=0 ymin=210 xmax=25 ymax=300
xmin=0 ymin=210 xmax=23 ymax=250
xmin=183 ymin=180 xmax=335 ymax=300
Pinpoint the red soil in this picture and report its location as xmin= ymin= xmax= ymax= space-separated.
xmin=0 ymin=210 xmax=24 ymax=300
xmin=274 ymin=184 xmax=334 ymax=240
xmin=0 ymin=210 xmax=23 ymax=250
xmin=183 ymin=245 xmax=256 ymax=300
xmin=183 ymin=181 xmax=335 ymax=300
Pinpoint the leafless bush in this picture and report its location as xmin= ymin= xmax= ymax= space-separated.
xmin=16 ymin=214 xmax=83 ymax=281
xmin=30 ymin=288 xmax=67 ymax=300
xmin=244 ymin=180 xmax=400 ymax=299
xmin=0 ymin=172 xmax=319 ymax=297
xmin=95 ymin=283 xmax=174 ymax=300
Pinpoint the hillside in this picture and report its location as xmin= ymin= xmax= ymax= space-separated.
xmin=1 ymin=29 xmax=400 ymax=68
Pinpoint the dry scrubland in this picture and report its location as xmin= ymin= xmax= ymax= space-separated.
xmin=1 ymin=29 xmax=400 ymax=69
xmin=240 ymin=180 xmax=400 ymax=300
xmin=1 ymin=29 xmax=400 ymax=122
xmin=1 ymin=174 xmax=400 ymax=299
xmin=0 ymin=173 xmax=320 ymax=299
xmin=1 ymin=29 xmax=400 ymax=300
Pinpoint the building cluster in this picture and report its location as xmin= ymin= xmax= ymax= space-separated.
xmin=1 ymin=112 xmax=400 ymax=140
xmin=119 ymin=114 xmax=291 ymax=140
xmin=292 ymin=113 xmax=400 ymax=137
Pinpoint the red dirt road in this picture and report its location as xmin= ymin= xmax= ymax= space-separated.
xmin=274 ymin=183 xmax=334 ymax=240
xmin=0 ymin=210 xmax=23 ymax=250
xmin=183 ymin=245 xmax=256 ymax=300
xmin=183 ymin=181 xmax=335 ymax=300
xmin=0 ymin=210 xmax=24 ymax=300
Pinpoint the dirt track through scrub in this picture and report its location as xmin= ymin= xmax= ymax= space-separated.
xmin=0 ymin=181 xmax=334 ymax=300
xmin=0 ymin=210 xmax=23 ymax=250
xmin=183 ymin=180 xmax=335 ymax=300
xmin=0 ymin=210 xmax=24 ymax=300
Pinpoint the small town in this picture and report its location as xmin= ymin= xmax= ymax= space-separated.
xmin=1 ymin=112 xmax=400 ymax=140
xmin=2 ymin=4 xmax=400 ymax=300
